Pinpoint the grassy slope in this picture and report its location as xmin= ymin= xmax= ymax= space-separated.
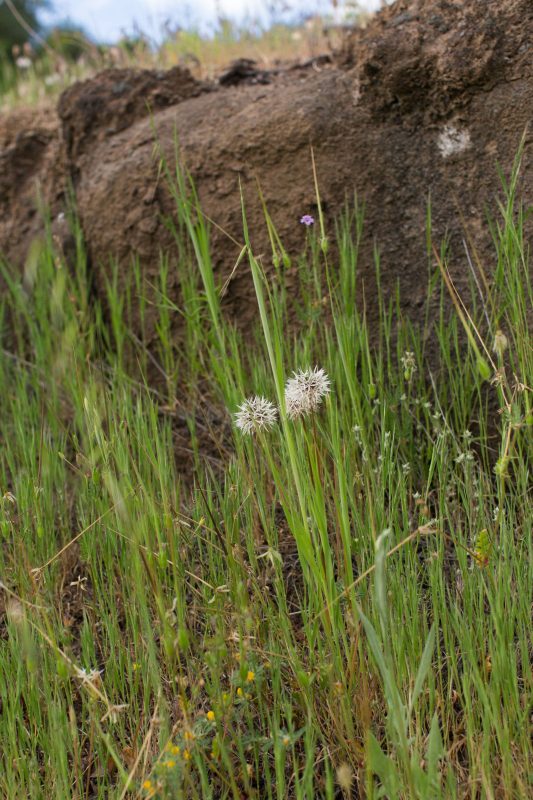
xmin=0 ymin=18 xmax=337 ymax=111
xmin=0 ymin=151 xmax=531 ymax=799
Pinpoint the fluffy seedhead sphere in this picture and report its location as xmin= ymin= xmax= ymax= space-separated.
xmin=234 ymin=396 xmax=278 ymax=435
xmin=284 ymin=367 xmax=331 ymax=419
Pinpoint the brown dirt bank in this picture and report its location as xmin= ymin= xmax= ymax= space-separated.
xmin=1 ymin=0 xmax=532 ymax=351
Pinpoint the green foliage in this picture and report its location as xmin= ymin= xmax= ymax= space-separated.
xmin=0 ymin=0 xmax=47 ymax=56
xmin=0 ymin=154 xmax=531 ymax=797
xmin=45 ymin=24 xmax=92 ymax=62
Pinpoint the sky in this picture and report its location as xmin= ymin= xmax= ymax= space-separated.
xmin=41 ymin=0 xmax=383 ymax=43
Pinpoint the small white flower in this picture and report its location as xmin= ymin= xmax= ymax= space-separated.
xmin=234 ymin=396 xmax=278 ymax=435
xmin=401 ymin=351 xmax=417 ymax=381
xmin=401 ymin=351 xmax=416 ymax=369
xmin=284 ymin=367 xmax=331 ymax=419
xmin=77 ymin=667 xmax=102 ymax=684
xmin=44 ymin=73 xmax=61 ymax=87
xmin=15 ymin=56 xmax=32 ymax=70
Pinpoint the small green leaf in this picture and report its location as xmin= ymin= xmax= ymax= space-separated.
xmin=367 ymin=732 xmax=401 ymax=798
xmin=357 ymin=606 xmax=391 ymax=690
xmin=358 ymin=604 xmax=405 ymax=726
xmin=374 ymin=529 xmax=391 ymax=637
xmin=409 ymin=623 xmax=436 ymax=717
xmin=476 ymin=357 xmax=492 ymax=381
xmin=427 ymin=712 xmax=444 ymax=783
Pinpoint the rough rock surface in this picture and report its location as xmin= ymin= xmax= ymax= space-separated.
xmin=0 ymin=108 xmax=63 ymax=276
xmin=1 ymin=0 xmax=532 ymax=348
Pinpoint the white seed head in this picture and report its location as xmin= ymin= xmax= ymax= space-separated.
xmin=284 ymin=367 xmax=331 ymax=419
xmin=77 ymin=667 xmax=103 ymax=685
xmin=234 ymin=396 xmax=278 ymax=435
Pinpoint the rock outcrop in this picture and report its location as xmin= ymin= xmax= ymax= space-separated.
xmin=1 ymin=0 xmax=531 ymax=348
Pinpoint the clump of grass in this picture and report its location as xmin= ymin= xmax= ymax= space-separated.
xmin=0 ymin=147 xmax=531 ymax=799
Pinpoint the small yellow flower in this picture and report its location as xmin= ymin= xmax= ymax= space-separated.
xmin=184 ymin=731 xmax=195 ymax=741
xmin=164 ymin=759 xmax=175 ymax=769
xmin=142 ymin=780 xmax=152 ymax=790
xmin=170 ymin=745 xmax=180 ymax=755
xmin=237 ymin=687 xmax=243 ymax=697
xmin=246 ymin=670 xmax=255 ymax=683
xmin=206 ymin=710 xmax=215 ymax=721
xmin=184 ymin=749 xmax=191 ymax=761
xmin=133 ymin=662 xmax=140 ymax=671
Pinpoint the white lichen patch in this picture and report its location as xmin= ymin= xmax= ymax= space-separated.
xmin=437 ymin=125 xmax=472 ymax=158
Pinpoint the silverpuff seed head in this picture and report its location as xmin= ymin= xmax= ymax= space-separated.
xmin=284 ymin=367 xmax=331 ymax=419
xmin=234 ymin=396 xmax=278 ymax=434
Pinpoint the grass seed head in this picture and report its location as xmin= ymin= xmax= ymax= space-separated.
xmin=336 ymin=762 xmax=354 ymax=792
xmin=493 ymin=329 xmax=508 ymax=357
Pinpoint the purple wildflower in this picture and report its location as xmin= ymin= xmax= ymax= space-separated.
xmin=300 ymin=214 xmax=315 ymax=226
